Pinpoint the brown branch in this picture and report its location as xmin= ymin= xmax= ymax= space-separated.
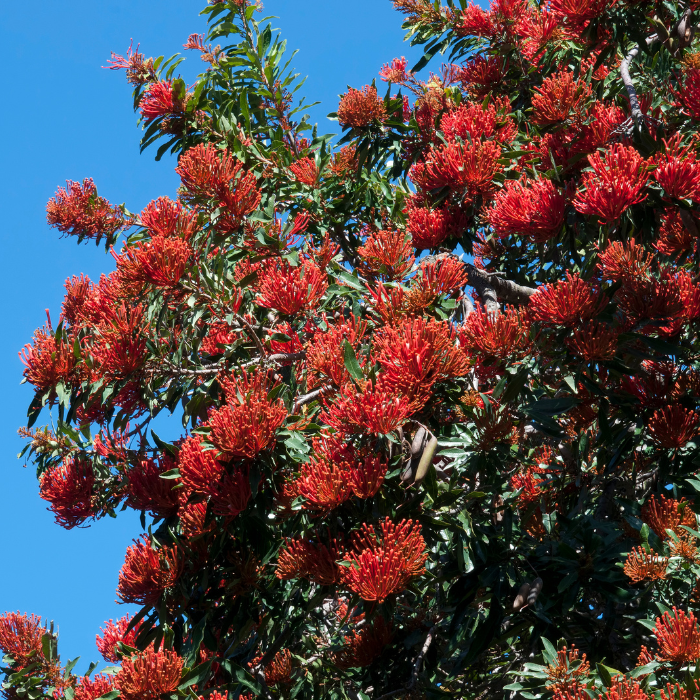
xmin=464 ymin=263 xmax=535 ymax=306
xmin=293 ymin=385 xmax=333 ymax=412
xmin=408 ymin=624 xmax=437 ymax=690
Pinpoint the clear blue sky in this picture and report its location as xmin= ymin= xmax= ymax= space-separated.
xmin=0 ymin=0 xmax=431 ymax=669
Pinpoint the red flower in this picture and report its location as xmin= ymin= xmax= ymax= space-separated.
xmin=457 ymin=3 xmax=495 ymax=37
xmin=652 ymin=134 xmax=700 ymax=202
xmin=178 ymin=435 xmax=225 ymax=494
xmin=139 ymin=80 xmax=185 ymax=122
xmin=140 ymin=197 xmax=199 ymax=239
xmin=115 ymin=648 xmax=184 ymax=700
xmin=573 ymin=144 xmax=649 ymax=223
xmin=39 ymin=456 xmax=96 ymax=530
xmin=661 ymin=683 xmax=695 ymax=700
xmin=623 ymin=546 xmax=668 ymax=583
xmin=0 ymin=612 xmax=44 ymax=668
xmin=322 ymin=380 xmax=413 ymax=434
xmin=459 ymin=306 xmax=532 ymax=364
xmin=358 ymin=228 xmax=415 ymax=281
xmin=656 ymin=209 xmax=695 ymax=257
xmin=256 ymin=259 xmax=328 ymax=315
xmin=105 ymin=41 xmax=155 ymax=86
xmin=200 ymin=321 xmax=240 ymax=356
xmin=295 ymin=456 xmax=353 ymax=512
xmin=529 ymin=273 xmax=607 ymax=326
xmin=96 ymin=615 xmax=140 ymax=662
xmin=20 ymin=322 xmax=77 ymax=392
xmin=406 ymin=202 xmax=470 ymax=250
xmin=341 ymin=518 xmax=428 ymax=602
xmin=61 ymin=274 xmax=92 ymax=327
xmin=117 ymin=235 xmax=192 ymax=288
xmin=276 ymin=537 xmax=342 ymax=585
xmin=117 ymin=536 xmax=183 ymax=606
xmin=566 ymin=321 xmax=618 ymax=361
xmin=599 ymin=678 xmax=649 ymax=700
xmin=126 ymin=457 xmax=180 ymax=518
xmin=374 ymin=315 xmax=468 ymax=409
xmin=208 ymin=369 xmax=287 ymax=459
xmin=648 ymin=405 xmax=700 ymax=448
xmin=440 ymin=99 xmax=516 ymax=144
xmin=549 ymin=0 xmax=615 ymax=25
xmin=414 ymin=257 xmax=469 ymax=298
xmin=337 ymin=86 xmax=387 ymax=128
xmin=598 ymin=239 xmax=654 ymax=282
xmin=74 ymin=674 xmax=115 ymax=700
xmin=615 ymin=273 xmax=685 ymax=329
xmin=642 ymin=494 xmax=697 ymax=540
xmin=265 ymin=649 xmax=293 ymax=685
xmin=289 ymin=157 xmax=319 ymax=186
xmin=90 ymin=303 xmax=149 ymax=379
xmin=328 ymin=144 xmax=359 ymax=177
xmin=176 ymin=143 xmax=243 ymax=200
xmin=654 ymin=608 xmax=700 ymax=665
xmin=46 ymin=178 xmax=125 ymax=241
xmin=458 ymin=56 xmax=506 ymax=98
xmin=305 ymin=314 xmax=367 ymax=388
xmin=348 ymin=453 xmax=388 ymax=499
xmin=487 ymin=177 xmax=565 ymax=242
xmin=215 ymin=172 xmax=263 ymax=233
xmin=674 ymin=68 xmax=700 ymax=120
xmin=415 ymin=139 xmax=502 ymax=194
xmin=379 ymin=56 xmax=409 ymax=83
xmin=532 ymin=70 xmax=591 ymax=126
xmin=334 ymin=617 xmax=392 ymax=668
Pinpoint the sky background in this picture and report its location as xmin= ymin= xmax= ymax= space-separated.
xmin=0 ymin=0 xmax=432 ymax=670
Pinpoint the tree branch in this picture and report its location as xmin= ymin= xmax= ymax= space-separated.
xmin=408 ymin=624 xmax=437 ymax=690
xmin=464 ymin=263 xmax=535 ymax=306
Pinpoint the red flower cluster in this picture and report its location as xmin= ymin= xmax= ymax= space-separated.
xmin=139 ymin=80 xmax=187 ymax=122
xmin=126 ymin=457 xmax=180 ymax=518
xmin=117 ymin=536 xmax=183 ymax=606
xmin=334 ymin=617 xmax=392 ymax=668
xmin=289 ymin=157 xmax=319 ymax=186
xmin=338 ymin=86 xmax=387 ymax=127
xmin=39 ymin=456 xmax=96 ymax=529
xmin=487 ymin=178 xmax=565 ymax=243
xmin=374 ymin=315 xmax=468 ymax=409
xmin=623 ymin=546 xmax=668 ymax=583
xmin=529 ymin=273 xmax=607 ymax=326
xmin=265 ymin=649 xmax=293 ymax=685
xmin=641 ymin=494 xmax=696 ymax=540
xmin=322 ymin=380 xmax=413 ymax=434
xmin=305 ymin=314 xmax=367 ymax=388
xmin=357 ymin=228 xmax=415 ymax=281
xmin=96 ymin=614 xmax=140 ymax=662
xmin=0 ymin=612 xmax=44 ymax=668
xmin=73 ymin=674 xmax=115 ymax=700
xmin=654 ymin=607 xmax=700 ymax=664
xmin=115 ymin=648 xmax=184 ymax=700
xmin=406 ymin=202 xmax=469 ymax=250
xmin=532 ymin=70 xmax=591 ymax=125
xmin=20 ymin=322 xmax=77 ymax=392
xmin=341 ymin=518 xmax=428 ymax=602
xmin=573 ymin=144 xmax=649 ymax=223
xmin=46 ymin=178 xmax=125 ymax=241
xmin=648 ymin=405 xmax=700 ymax=448
xmin=207 ymin=369 xmax=287 ymax=459
xmin=276 ymin=537 xmax=342 ymax=585
xmin=257 ymin=259 xmax=328 ymax=315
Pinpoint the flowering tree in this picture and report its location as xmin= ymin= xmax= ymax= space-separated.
xmin=9 ymin=0 xmax=700 ymax=697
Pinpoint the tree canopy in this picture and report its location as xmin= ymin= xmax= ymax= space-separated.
xmin=7 ymin=0 xmax=700 ymax=697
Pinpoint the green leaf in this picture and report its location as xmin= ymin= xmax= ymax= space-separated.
xmin=540 ymin=637 xmax=557 ymax=665
xmin=342 ymin=340 xmax=364 ymax=382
